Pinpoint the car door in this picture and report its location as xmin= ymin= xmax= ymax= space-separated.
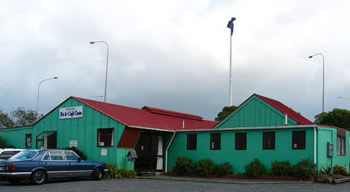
xmin=64 ymin=151 xmax=94 ymax=177
xmin=45 ymin=151 xmax=68 ymax=178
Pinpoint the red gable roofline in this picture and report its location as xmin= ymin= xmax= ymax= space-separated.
xmin=142 ymin=106 xmax=203 ymax=120
xmin=215 ymin=93 xmax=313 ymax=127
xmin=254 ymin=94 xmax=314 ymax=125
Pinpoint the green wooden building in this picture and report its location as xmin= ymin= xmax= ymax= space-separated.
xmin=167 ymin=94 xmax=349 ymax=173
xmin=1 ymin=94 xmax=349 ymax=173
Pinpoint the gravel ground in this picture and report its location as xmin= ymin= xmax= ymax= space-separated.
xmin=1 ymin=178 xmax=350 ymax=192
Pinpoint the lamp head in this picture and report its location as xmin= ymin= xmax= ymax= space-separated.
xmin=89 ymin=42 xmax=95 ymax=44
xmin=308 ymin=56 xmax=313 ymax=58
xmin=53 ymin=77 xmax=58 ymax=79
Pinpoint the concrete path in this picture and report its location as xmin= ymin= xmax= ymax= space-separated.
xmin=137 ymin=175 xmax=307 ymax=184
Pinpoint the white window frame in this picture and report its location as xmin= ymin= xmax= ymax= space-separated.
xmin=337 ymin=135 xmax=346 ymax=156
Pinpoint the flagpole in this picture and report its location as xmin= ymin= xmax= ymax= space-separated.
xmin=227 ymin=17 xmax=235 ymax=106
xmin=229 ymin=32 xmax=233 ymax=106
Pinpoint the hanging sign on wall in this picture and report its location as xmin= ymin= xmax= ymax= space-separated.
xmin=59 ymin=106 xmax=83 ymax=119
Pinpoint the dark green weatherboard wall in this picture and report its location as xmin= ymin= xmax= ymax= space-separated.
xmin=0 ymin=98 xmax=133 ymax=169
xmin=168 ymin=128 xmax=314 ymax=173
xmin=0 ymin=126 xmax=32 ymax=148
xmin=167 ymin=95 xmax=317 ymax=173
xmin=316 ymin=127 xmax=349 ymax=170
xmin=215 ymin=96 xmax=297 ymax=128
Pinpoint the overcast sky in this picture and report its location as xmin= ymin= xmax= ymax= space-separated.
xmin=1 ymin=0 xmax=350 ymax=121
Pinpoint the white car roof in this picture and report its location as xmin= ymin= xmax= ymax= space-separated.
xmin=0 ymin=148 xmax=25 ymax=154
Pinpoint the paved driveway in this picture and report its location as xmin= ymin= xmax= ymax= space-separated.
xmin=1 ymin=178 xmax=350 ymax=192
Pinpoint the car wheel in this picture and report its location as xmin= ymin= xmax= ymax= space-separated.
xmin=92 ymin=167 xmax=103 ymax=180
xmin=31 ymin=170 xmax=47 ymax=185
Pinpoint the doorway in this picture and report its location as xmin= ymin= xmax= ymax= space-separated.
xmin=135 ymin=132 xmax=164 ymax=172
xmin=36 ymin=131 xmax=57 ymax=149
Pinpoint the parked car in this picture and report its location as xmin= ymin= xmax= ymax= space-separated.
xmin=0 ymin=149 xmax=108 ymax=184
xmin=0 ymin=149 xmax=25 ymax=160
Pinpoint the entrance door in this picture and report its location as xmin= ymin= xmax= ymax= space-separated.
xmin=36 ymin=131 xmax=57 ymax=149
xmin=135 ymin=133 xmax=164 ymax=172
xmin=47 ymin=132 xmax=57 ymax=149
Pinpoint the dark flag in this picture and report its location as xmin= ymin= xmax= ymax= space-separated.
xmin=227 ymin=17 xmax=236 ymax=36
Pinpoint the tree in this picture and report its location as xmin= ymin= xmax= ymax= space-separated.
xmin=11 ymin=107 xmax=40 ymax=127
xmin=215 ymin=106 xmax=237 ymax=121
xmin=0 ymin=107 xmax=40 ymax=128
xmin=314 ymin=108 xmax=350 ymax=129
xmin=0 ymin=109 xmax=14 ymax=128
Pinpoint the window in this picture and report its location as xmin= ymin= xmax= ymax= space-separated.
xmin=210 ymin=133 xmax=221 ymax=150
xmin=42 ymin=152 xmax=50 ymax=161
xmin=65 ymin=151 xmax=80 ymax=161
xmin=49 ymin=151 xmax=64 ymax=161
xmin=187 ymin=134 xmax=197 ymax=150
xmin=235 ymin=133 xmax=246 ymax=150
xmin=25 ymin=134 xmax=32 ymax=148
xmin=292 ymin=131 xmax=306 ymax=149
xmin=11 ymin=151 xmax=38 ymax=160
xmin=337 ymin=135 xmax=346 ymax=156
xmin=263 ymin=132 xmax=275 ymax=150
xmin=97 ymin=128 xmax=114 ymax=147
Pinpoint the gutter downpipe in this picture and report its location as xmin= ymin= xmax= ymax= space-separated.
xmin=165 ymin=131 xmax=177 ymax=173
xmin=314 ymin=126 xmax=317 ymax=165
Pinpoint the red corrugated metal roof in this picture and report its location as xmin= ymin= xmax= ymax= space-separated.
xmin=254 ymin=94 xmax=314 ymax=125
xmin=73 ymin=97 xmax=216 ymax=130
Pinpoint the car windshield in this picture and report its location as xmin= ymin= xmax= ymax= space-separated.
xmin=10 ymin=150 xmax=38 ymax=160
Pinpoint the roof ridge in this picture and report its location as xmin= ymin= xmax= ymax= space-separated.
xmin=72 ymin=96 xmax=216 ymax=130
xmin=72 ymin=96 xmax=142 ymax=110
xmin=142 ymin=106 xmax=203 ymax=120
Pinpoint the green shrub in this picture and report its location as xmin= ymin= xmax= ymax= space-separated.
xmin=172 ymin=156 xmax=194 ymax=175
xmin=271 ymin=161 xmax=292 ymax=176
xmin=193 ymin=159 xmax=215 ymax=176
xmin=245 ymin=158 xmax=266 ymax=177
xmin=212 ymin=162 xmax=233 ymax=176
xmin=120 ymin=168 xmax=137 ymax=178
xmin=333 ymin=165 xmax=349 ymax=176
xmin=320 ymin=164 xmax=333 ymax=176
xmin=292 ymin=159 xmax=315 ymax=178
xmin=64 ymin=147 xmax=87 ymax=160
xmin=106 ymin=163 xmax=120 ymax=179
xmin=0 ymin=137 xmax=6 ymax=147
xmin=316 ymin=174 xmax=330 ymax=183
xmin=106 ymin=164 xmax=136 ymax=179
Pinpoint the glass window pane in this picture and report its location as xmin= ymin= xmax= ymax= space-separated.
xmin=42 ymin=152 xmax=50 ymax=160
xmin=210 ymin=133 xmax=221 ymax=150
xmin=65 ymin=151 xmax=79 ymax=160
xmin=187 ymin=134 xmax=197 ymax=150
xmin=98 ymin=128 xmax=114 ymax=147
xmin=50 ymin=151 xmax=64 ymax=160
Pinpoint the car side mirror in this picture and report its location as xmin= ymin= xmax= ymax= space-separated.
xmin=78 ymin=157 xmax=81 ymax=162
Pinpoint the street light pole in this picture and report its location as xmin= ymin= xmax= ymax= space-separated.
xmin=308 ymin=53 xmax=325 ymax=113
xmin=90 ymin=41 xmax=109 ymax=103
xmin=37 ymin=77 xmax=58 ymax=113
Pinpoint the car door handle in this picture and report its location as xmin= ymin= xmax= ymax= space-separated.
xmin=67 ymin=162 xmax=72 ymax=165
